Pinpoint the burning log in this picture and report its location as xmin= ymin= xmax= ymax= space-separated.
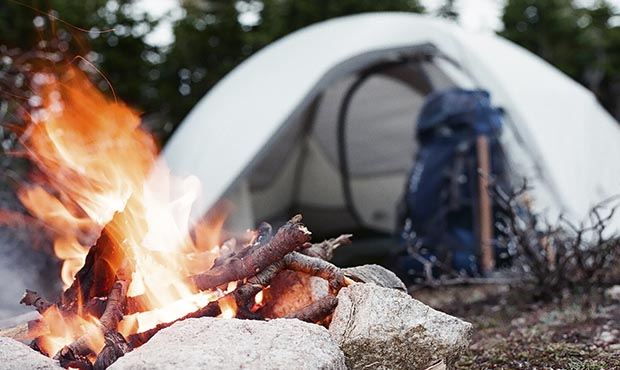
xmin=116 ymin=230 xmax=352 ymax=317
xmin=55 ymin=278 xmax=129 ymax=362
xmin=189 ymin=215 xmax=311 ymax=291
xmin=61 ymin=227 xmax=127 ymax=312
xmin=85 ymin=294 xmax=151 ymax=317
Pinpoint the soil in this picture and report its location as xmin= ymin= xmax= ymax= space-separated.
xmin=412 ymin=284 xmax=620 ymax=369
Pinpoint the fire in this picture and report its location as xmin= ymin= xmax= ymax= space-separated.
xmin=32 ymin=305 xmax=105 ymax=357
xmin=13 ymin=67 xmax=230 ymax=357
xmin=217 ymin=295 xmax=238 ymax=319
xmin=255 ymin=290 xmax=264 ymax=305
xmin=54 ymin=237 xmax=89 ymax=288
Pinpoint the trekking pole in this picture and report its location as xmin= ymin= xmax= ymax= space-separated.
xmin=476 ymin=135 xmax=495 ymax=273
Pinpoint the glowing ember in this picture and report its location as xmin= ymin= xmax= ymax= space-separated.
xmin=13 ymin=67 xmax=228 ymax=357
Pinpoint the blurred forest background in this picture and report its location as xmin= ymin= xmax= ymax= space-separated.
xmin=1 ymin=0 xmax=619 ymax=142
xmin=0 ymin=0 xmax=619 ymax=316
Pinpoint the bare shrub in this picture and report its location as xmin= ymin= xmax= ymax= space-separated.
xmin=493 ymin=181 xmax=620 ymax=294
xmin=404 ymin=180 xmax=620 ymax=297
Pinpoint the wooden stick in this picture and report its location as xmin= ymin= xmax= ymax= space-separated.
xmin=120 ymin=225 xmax=347 ymax=314
xmin=189 ymin=215 xmax=311 ymax=291
xmin=20 ymin=290 xmax=53 ymax=314
xmin=55 ymin=279 xmax=128 ymax=361
xmin=283 ymin=296 xmax=338 ymax=323
xmin=301 ymin=234 xmax=352 ymax=261
xmin=476 ymin=135 xmax=495 ymax=273
xmin=283 ymin=252 xmax=345 ymax=290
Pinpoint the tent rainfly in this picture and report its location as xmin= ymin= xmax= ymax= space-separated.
xmin=163 ymin=13 xmax=620 ymax=237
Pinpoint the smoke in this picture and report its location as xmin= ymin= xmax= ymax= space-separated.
xmin=0 ymin=190 xmax=59 ymax=320
xmin=0 ymin=228 xmax=57 ymax=319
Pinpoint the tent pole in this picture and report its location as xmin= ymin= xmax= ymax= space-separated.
xmin=476 ymin=135 xmax=495 ymax=273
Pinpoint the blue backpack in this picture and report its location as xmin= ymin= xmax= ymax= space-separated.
xmin=398 ymin=88 xmax=512 ymax=278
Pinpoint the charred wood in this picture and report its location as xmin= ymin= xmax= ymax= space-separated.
xmin=93 ymin=332 xmax=130 ymax=370
xmin=99 ymin=280 xmax=128 ymax=333
xmin=30 ymin=338 xmax=49 ymax=357
xmin=61 ymin=227 xmax=126 ymax=312
xmin=56 ymin=347 xmax=93 ymax=370
xmin=256 ymin=270 xmax=329 ymax=319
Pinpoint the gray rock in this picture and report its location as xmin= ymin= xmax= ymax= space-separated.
xmin=0 ymin=336 xmax=62 ymax=369
xmin=605 ymin=285 xmax=620 ymax=301
xmin=343 ymin=264 xmax=407 ymax=291
xmin=329 ymin=283 xmax=472 ymax=370
xmin=110 ymin=317 xmax=346 ymax=370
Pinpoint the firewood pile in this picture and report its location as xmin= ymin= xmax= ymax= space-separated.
xmin=14 ymin=215 xmax=359 ymax=369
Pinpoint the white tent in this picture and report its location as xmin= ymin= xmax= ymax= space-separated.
xmin=163 ymin=13 xmax=620 ymax=237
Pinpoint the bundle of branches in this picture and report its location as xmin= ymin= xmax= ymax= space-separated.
xmin=16 ymin=215 xmax=353 ymax=370
xmin=492 ymin=181 xmax=620 ymax=295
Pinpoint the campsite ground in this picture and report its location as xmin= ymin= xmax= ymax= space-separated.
xmin=412 ymin=284 xmax=620 ymax=369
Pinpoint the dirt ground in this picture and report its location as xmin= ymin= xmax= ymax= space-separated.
xmin=412 ymin=284 xmax=620 ymax=370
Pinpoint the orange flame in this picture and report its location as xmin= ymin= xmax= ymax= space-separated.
xmin=217 ymin=295 xmax=238 ymax=319
xmin=32 ymin=306 xmax=105 ymax=357
xmin=14 ymin=67 xmax=229 ymax=357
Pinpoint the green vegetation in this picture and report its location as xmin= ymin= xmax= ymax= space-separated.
xmin=501 ymin=0 xmax=620 ymax=120
xmin=2 ymin=0 xmax=617 ymax=142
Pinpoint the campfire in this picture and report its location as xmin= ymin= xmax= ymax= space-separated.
xmin=7 ymin=67 xmax=354 ymax=369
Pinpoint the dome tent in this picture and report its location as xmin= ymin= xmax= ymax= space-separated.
xmin=163 ymin=13 xmax=620 ymax=238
